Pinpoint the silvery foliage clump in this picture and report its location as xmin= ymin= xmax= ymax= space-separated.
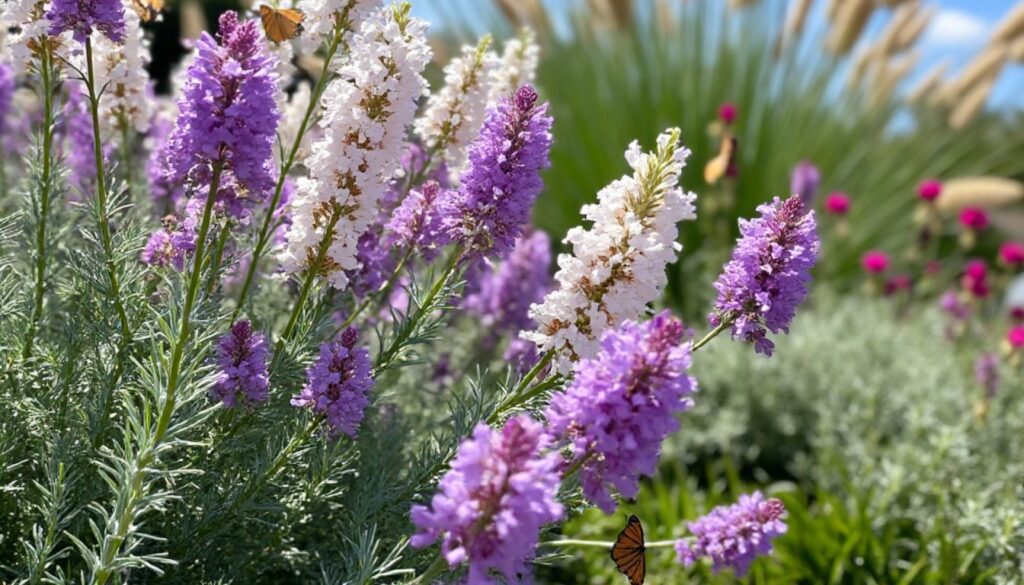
xmin=678 ymin=296 xmax=1024 ymax=581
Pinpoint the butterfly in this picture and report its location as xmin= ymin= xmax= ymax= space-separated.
xmin=130 ymin=0 xmax=165 ymax=22
xmin=259 ymin=5 xmax=305 ymax=44
xmin=704 ymin=134 xmax=738 ymax=185
xmin=610 ymin=515 xmax=646 ymax=585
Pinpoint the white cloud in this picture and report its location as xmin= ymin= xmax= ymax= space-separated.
xmin=923 ymin=9 xmax=989 ymax=47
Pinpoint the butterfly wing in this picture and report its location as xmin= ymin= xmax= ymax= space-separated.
xmin=260 ymin=5 xmax=305 ymax=44
xmin=610 ymin=515 xmax=646 ymax=585
xmin=131 ymin=0 xmax=164 ymax=22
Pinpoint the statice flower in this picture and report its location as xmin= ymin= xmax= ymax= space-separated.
xmin=545 ymin=311 xmax=697 ymax=513
xmin=525 ymin=129 xmax=697 ymax=370
xmin=463 ymin=229 xmax=552 ymax=334
xmin=212 ymin=320 xmax=269 ymax=407
xmin=709 ymin=195 xmax=819 ymax=356
xmin=291 ymin=328 xmax=374 ymax=438
xmin=296 ymin=0 xmax=379 ymax=53
xmin=47 ymin=0 xmax=125 ymax=44
xmin=790 ymin=160 xmax=820 ymax=208
xmin=411 ymin=415 xmax=563 ymax=584
xmin=281 ymin=5 xmax=430 ymax=289
xmin=386 ymin=181 xmax=448 ymax=261
xmin=439 ymin=85 xmax=552 ymax=259
xmin=162 ymin=11 xmax=279 ymax=219
xmin=75 ymin=5 xmax=151 ymax=133
xmin=486 ymin=28 xmax=540 ymax=107
xmin=2 ymin=0 xmax=52 ymax=70
xmin=675 ymin=492 xmax=787 ymax=576
xmin=414 ymin=38 xmax=498 ymax=173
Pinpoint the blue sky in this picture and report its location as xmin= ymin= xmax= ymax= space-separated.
xmin=409 ymin=0 xmax=1024 ymax=111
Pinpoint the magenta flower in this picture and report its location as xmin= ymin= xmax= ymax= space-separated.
xmin=709 ymin=195 xmax=819 ymax=356
xmin=961 ymin=260 xmax=990 ymax=299
xmin=884 ymin=274 xmax=912 ymax=296
xmin=861 ymin=251 xmax=889 ymax=275
xmin=545 ymin=311 xmax=697 ymax=513
xmin=959 ymin=207 xmax=989 ymax=231
xmin=999 ymin=241 xmax=1024 ymax=268
xmin=291 ymin=328 xmax=374 ymax=438
xmin=917 ymin=179 xmax=942 ymax=202
xmin=824 ymin=192 xmax=850 ymax=216
xmin=212 ymin=320 xmax=269 ymax=407
xmin=411 ymin=415 xmax=563 ymax=584
xmin=47 ymin=0 xmax=126 ymax=44
xmin=675 ymin=492 xmax=787 ymax=576
xmin=1011 ymin=306 xmax=1024 ymax=322
xmin=1007 ymin=326 xmax=1024 ymax=350
xmin=718 ymin=102 xmax=737 ymax=125
xmin=441 ymin=85 xmax=553 ymax=259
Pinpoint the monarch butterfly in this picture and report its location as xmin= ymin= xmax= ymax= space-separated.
xmin=130 ymin=0 xmax=165 ymax=22
xmin=259 ymin=4 xmax=305 ymax=44
xmin=610 ymin=515 xmax=646 ymax=585
xmin=704 ymin=134 xmax=738 ymax=185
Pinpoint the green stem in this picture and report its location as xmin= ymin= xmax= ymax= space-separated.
xmin=374 ymin=247 xmax=464 ymax=373
xmin=230 ymin=32 xmax=344 ymax=322
xmin=119 ymin=116 xmax=134 ymax=197
xmin=486 ymin=372 xmax=561 ymax=425
xmin=23 ymin=42 xmax=56 ymax=360
xmin=206 ymin=222 xmax=231 ymax=295
xmin=91 ymin=162 xmax=223 ymax=585
xmin=85 ymin=37 xmax=131 ymax=343
xmin=691 ymin=319 xmax=731 ymax=353
xmin=411 ymin=555 xmax=448 ymax=585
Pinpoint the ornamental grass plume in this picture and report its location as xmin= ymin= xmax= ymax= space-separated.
xmin=281 ymin=4 xmax=430 ymax=289
xmin=709 ymin=195 xmax=819 ymax=356
xmin=440 ymin=84 xmax=553 ymax=258
xmin=675 ymin=492 xmax=787 ymax=576
xmin=162 ymin=11 xmax=280 ymax=219
xmin=291 ymin=327 xmax=374 ymax=438
xmin=411 ymin=415 xmax=563 ymax=584
xmin=47 ymin=0 xmax=126 ymax=44
xmin=212 ymin=320 xmax=270 ymax=407
xmin=545 ymin=311 xmax=697 ymax=513
xmin=525 ymin=128 xmax=697 ymax=370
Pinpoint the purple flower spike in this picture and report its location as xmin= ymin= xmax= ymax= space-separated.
xmin=386 ymin=181 xmax=449 ymax=261
xmin=442 ymin=84 xmax=553 ymax=258
xmin=463 ymin=229 xmax=552 ymax=334
xmin=676 ymin=492 xmax=787 ymax=576
xmin=411 ymin=415 xmax=563 ymax=584
xmin=212 ymin=320 xmax=270 ymax=407
xmin=545 ymin=311 xmax=697 ymax=513
xmin=710 ymin=195 xmax=819 ymax=356
xmin=162 ymin=11 xmax=279 ymax=219
xmin=291 ymin=328 xmax=374 ymax=439
xmin=48 ymin=0 xmax=126 ymax=44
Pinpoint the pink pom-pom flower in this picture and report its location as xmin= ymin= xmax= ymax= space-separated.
xmin=861 ymin=251 xmax=889 ymax=275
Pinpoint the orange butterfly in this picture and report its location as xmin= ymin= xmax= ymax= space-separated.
xmin=610 ymin=515 xmax=646 ymax=585
xmin=131 ymin=0 xmax=165 ymax=22
xmin=704 ymin=134 xmax=738 ymax=185
xmin=259 ymin=4 xmax=305 ymax=44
